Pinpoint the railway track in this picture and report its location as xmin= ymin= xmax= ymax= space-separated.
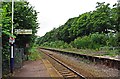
xmin=40 ymin=49 xmax=85 ymax=79
xmin=40 ymin=47 xmax=120 ymax=70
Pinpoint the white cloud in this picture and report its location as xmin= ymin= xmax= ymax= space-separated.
xmin=27 ymin=0 xmax=117 ymax=36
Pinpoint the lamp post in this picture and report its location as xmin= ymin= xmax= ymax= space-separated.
xmin=10 ymin=0 xmax=14 ymax=73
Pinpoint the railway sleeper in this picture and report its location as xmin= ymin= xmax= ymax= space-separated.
xmin=63 ymin=73 xmax=77 ymax=76
xmin=59 ymin=71 xmax=71 ymax=73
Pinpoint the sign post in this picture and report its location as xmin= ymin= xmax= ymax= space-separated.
xmin=10 ymin=0 xmax=32 ymax=74
xmin=10 ymin=0 xmax=14 ymax=73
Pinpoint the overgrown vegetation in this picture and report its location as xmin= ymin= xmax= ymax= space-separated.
xmin=71 ymin=33 xmax=117 ymax=49
xmin=41 ymin=41 xmax=72 ymax=49
xmin=2 ymin=1 xmax=39 ymax=75
xmin=28 ymin=46 xmax=41 ymax=61
xmin=37 ymin=2 xmax=120 ymax=56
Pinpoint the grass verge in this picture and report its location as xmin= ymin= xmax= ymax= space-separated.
xmin=28 ymin=47 xmax=41 ymax=60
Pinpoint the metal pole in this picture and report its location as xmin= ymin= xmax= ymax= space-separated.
xmin=10 ymin=0 xmax=14 ymax=73
xmin=12 ymin=0 xmax=14 ymax=34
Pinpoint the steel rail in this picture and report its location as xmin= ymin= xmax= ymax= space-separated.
xmin=43 ymin=51 xmax=86 ymax=79
xmin=40 ymin=47 xmax=120 ymax=70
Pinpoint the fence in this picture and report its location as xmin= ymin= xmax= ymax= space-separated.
xmin=2 ymin=46 xmax=26 ymax=76
xmin=14 ymin=48 xmax=25 ymax=69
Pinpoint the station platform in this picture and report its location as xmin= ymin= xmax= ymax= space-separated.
xmin=13 ymin=59 xmax=62 ymax=78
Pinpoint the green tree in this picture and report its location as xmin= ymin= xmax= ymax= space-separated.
xmin=37 ymin=2 xmax=118 ymax=49
xmin=2 ymin=1 xmax=39 ymax=74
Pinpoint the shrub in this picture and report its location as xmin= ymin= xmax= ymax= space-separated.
xmin=40 ymin=41 xmax=72 ymax=49
xmin=71 ymin=33 xmax=117 ymax=49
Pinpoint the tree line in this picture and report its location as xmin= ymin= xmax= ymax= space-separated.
xmin=37 ymin=2 xmax=120 ymax=50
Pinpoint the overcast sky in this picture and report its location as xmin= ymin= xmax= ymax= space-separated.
xmin=27 ymin=0 xmax=117 ymax=37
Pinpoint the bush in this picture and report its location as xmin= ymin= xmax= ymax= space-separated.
xmin=71 ymin=36 xmax=91 ymax=49
xmin=40 ymin=33 xmax=117 ymax=50
xmin=28 ymin=47 xmax=41 ymax=60
xmin=40 ymin=41 xmax=72 ymax=49
xmin=71 ymin=33 xmax=117 ymax=49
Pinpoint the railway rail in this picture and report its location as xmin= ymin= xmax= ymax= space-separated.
xmin=40 ymin=47 xmax=120 ymax=70
xmin=40 ymin=49 xmax=85 ymax=79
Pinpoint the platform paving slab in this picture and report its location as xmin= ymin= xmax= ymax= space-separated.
xmin=12 ymin=59 xmax=62 ymax=79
